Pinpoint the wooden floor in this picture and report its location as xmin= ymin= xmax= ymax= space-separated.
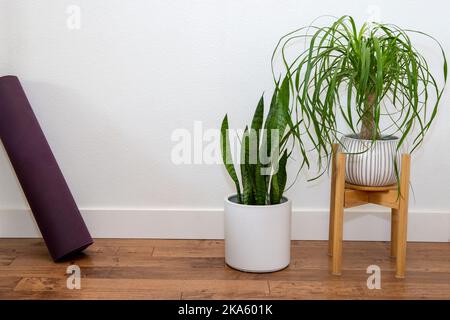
xmin=0 ymin=239 xmax=449 ymax=299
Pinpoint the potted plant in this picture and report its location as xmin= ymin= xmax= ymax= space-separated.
xmin=220 ymin=80 xmax=297 ymax=272
xmin=273 ymin=16 xmax=447 ymax=186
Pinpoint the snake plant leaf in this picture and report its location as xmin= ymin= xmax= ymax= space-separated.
xmin=250 ymin=96 xmax=266 ymax=205
xmin=277 ymin=75 xmax=299 ymax=146
xmin=251 ymin=95 xmax=265 ymax=134
xmin=262 ymin=91 xmax=278 ymax=188
xmin=264 ymin=86 xmax=288 ymax=161
xmin=278 ymin=75 xmax=290 ymax=114
xmin=277 ymin=149 xmax=289 ymax=197
xmin=263 ymin=83 xmax=289 ymax=202
xmin=270 ymin=149 xmax=288 ymax=204
xmin=274 ymin=83 xmax=290 ymax=142
xmin=269 ymin=174 xmax=280 ymax=205
xmin=254 ymin=160 xmax=267 ymax=205
xmin=240 ymin=126 xmax=253 ymax=204
xmin=220 ymin=115 xmax=242 ymax=202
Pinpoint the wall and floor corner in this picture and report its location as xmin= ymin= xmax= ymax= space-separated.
xmin=0 ymin=1 xmax=449 ymax=242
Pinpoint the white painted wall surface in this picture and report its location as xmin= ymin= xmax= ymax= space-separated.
xmin=0 ymin=0 xmax=449 ymax=240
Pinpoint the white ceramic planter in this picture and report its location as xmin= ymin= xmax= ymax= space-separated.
xmin=224 ymin=195 xmax=291 ymax=273
xmin=340 ymin=135 xmax=401 ymax=187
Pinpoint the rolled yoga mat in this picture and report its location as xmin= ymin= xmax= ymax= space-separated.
xmin=0 ymin=75 xmax=93 ymax=261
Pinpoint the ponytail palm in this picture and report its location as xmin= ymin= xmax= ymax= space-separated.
xmin=273 ymin=15 xmax=447 ymax=169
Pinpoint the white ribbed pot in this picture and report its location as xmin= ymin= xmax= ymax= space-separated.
xmin=224 ymin=195 xmax=291 ymax=273
xmin=340 ymin=135 xmax=401 ymax=187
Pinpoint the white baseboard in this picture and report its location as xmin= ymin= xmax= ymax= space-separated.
xmin=0 ymin=208 xmax=448 ymax=242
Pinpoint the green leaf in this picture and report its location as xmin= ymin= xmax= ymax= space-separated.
xmin=270 ymin=174 xmax=280 ymax=204
xmin=262 ymin=84 xmax=289 ymax=201
xmin=254 ymin=161 xmax=267 ymax=205
xmin=251 ymin=95 xmax=265 ymax=133
xmin=264 ymin=85 xmax=288 ymax=158
xmin=269 ymin=150 xmax=288 ymax=204
xmin=277 ymin=150 xmax=289 ymax=197
xmin=240 ymin=127 xmax=253 ymax=204
xmin=220 ymin=115 xmax=242 ymax=202
xmin=249 ymin=96 xmax=266 ymax=205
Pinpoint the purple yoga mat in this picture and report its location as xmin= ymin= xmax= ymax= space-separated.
xmin=0 ymin=75 xmax=93 ymax=261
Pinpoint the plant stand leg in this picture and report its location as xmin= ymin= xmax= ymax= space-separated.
xmin=396 ymin=206 xmax=408 ymax=278
xmin=331 ymin=153 xmax=346 ymax=276
xmin=328 ymin=144 xmax=338 ymax=257
xmin=391 ymin=209 xmax=398 ymax=258
xmin=395 ymin=154 xmax=410 ymax=279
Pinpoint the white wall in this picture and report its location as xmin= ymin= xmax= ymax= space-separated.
xmin=0 ymin=1 xmax=9 ymax=73
xmin=0 ymin=0 xmax=449 ymax=240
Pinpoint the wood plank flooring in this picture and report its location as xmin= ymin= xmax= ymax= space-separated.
xmin=0 ymin=239 xmax=448 ymax=299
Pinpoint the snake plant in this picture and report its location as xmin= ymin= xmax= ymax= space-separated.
xmin=220 ymin=80 xmax=294 ymax=205
xmin=272 ymin=15 xmax=447 ymax=171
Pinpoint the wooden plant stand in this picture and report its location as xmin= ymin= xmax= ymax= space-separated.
xmin=328 ymin=144 xmax=411 ymax=278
